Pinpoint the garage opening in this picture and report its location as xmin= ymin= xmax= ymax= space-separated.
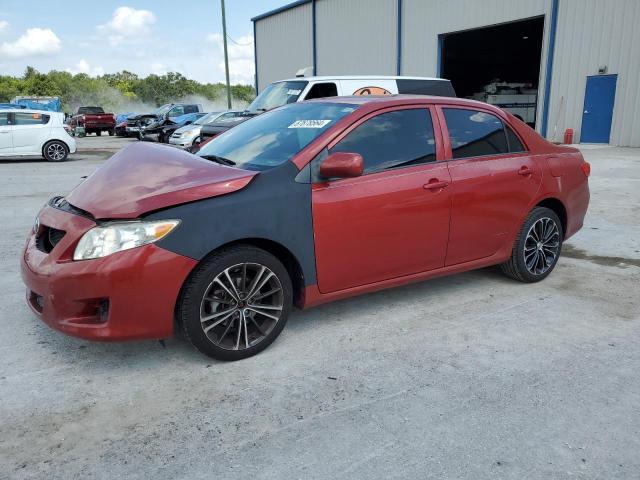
xmin=440 ymin=17 xmax=545 ymax=127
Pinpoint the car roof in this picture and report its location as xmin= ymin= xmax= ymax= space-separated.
xmin=276 ymin=75 xmax=449 ymax=83
xmin=306 ymin=94 xmax=486 ymax=107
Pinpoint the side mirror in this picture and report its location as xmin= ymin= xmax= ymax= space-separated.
xmin=319 ymin=152 xmax=364 ymax=179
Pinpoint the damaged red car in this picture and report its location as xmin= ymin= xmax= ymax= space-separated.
xmin=21 ymin=96 xmax=590 ymax=360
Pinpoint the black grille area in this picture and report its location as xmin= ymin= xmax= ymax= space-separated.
xmin=36 ymin=226 xmax=66 ymax=253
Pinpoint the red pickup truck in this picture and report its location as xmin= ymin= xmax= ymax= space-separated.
xmin=68 ymin=106 xmax=116 ymax=136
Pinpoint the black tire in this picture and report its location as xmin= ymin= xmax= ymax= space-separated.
xmin=96 ymin=130 xmax=102 ymax=136
xmin=42 ymin=140 xmax=69 ymax=162
xmin=178 ymin=245 xmax=293 ymax=361
xmin=108 ymin=129 xmax=115 ymax=136
xmin=501 ymin=207 xmax=563 ymax=282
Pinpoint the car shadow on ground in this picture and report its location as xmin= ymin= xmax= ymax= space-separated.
xmin=26 ymin=266 xmax=514 ymax=368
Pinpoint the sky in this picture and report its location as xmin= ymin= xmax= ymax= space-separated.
xmin=0 ymin=0 xmax=286 ymax=85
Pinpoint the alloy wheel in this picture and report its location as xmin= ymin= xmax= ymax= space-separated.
xmin=524 ymin=217 xmax=560 ymax=275
xmin=199 ymin=263 xmax=284 ymax=350
xmin=47 ymin=143 xmax=66 ymax=161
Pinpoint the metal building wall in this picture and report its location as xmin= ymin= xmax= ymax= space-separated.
xmin=550 ymin=0 xmax=640 ymax=146
xmin=254 ymin=3 xmax=313 ymax=92
xmin=315 ymin=0 xmax=398 ymax=76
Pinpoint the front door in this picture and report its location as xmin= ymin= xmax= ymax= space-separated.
xmin=581 ymin=74 xmax=617 ymax=144
xmin=312 ymin=106 xmax=451 ymax=293
xmin=0 ymin=112 xmax=12 ymax=152
xmin=440 ymin=106 xmax=542 ymax=266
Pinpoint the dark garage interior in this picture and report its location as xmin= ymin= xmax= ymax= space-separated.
xmin=441 ymin=17 xmax=545 ymax=123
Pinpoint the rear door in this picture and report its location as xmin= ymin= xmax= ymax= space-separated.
xmin=312 ymin=105 xmax=451 ymax=293
xmin=12 ymin=112 xmax=51 ymax=154
xmin=439 ymin=106 xmax=542 ymax=266
xmin=0 ymin=112 xmax=12 ymax=153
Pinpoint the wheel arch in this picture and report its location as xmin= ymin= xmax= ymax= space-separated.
xmin=191 ymin=237 xmax=307 ymax=309
xmin=536 ymin=197 xmax=567 ymax=234
xmin=41 ymin=138 xmax=71 ymax=156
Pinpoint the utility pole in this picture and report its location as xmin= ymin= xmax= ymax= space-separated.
xmin=220 ymin=0 xmax=232 ymax=109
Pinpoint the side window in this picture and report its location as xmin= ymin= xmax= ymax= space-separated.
xmin=0 ymin=113 xmax=9 ymax=126
xmin=14 ymin=113 xmax=50 ymax=125
xmin=184 ymin=105 xmax=198 ymax=114
xmin=169 ymin=106 xmax=185 ymax=117
xmin=443 ymin=108 xmax=508 ymax=159
xmin=304 ymin=82 xmax=338 ymax=100
xmin=505 ymin=125 xmax=527 ymax=153
xmin=330 ymin=109 xmax=436 ymax=174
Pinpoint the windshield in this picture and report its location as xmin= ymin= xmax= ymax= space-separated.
xmin=195 ymin=112 xmax=223 ymax=125
xmin=247 ymin=81 xmax=308 ymax=113
xmin=197 ymin=102 xmax=357 ymax=171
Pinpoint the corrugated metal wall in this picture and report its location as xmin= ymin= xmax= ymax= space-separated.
xmin=550 ymin=0 xmax=640 ymax=146
xmin=315 ymin=0 xmax=398 ymax=75
xmin=254 ymin=3 xmax=313 ymax=91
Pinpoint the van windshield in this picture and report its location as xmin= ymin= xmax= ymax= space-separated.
xmin=197 ymin=102 xmax=356 ymax=171
xmin=246 ymin=81 xmax=308 ymax=113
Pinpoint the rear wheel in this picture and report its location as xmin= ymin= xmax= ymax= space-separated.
xmin=178 ymin=245 xmax=292 ymax=361
xmin=501 ymin=207 xmax=563 ymax=282
xmin=96 ymin=130 xmax=102 ymax=136
xmin=43 ymin=140 xmax=69 ymax=162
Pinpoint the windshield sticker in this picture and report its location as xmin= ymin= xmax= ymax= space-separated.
xmin=288 ymin=119 xmax=332 ymax=129
xmin=286 ymin=89 xmax=302 ymax=96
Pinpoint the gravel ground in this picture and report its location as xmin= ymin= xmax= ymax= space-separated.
xmin=0 ymin=138 xmax=638 ymax=479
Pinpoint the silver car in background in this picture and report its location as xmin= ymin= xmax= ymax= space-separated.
xmin=169 ymin=110 xmax=241 ymax=148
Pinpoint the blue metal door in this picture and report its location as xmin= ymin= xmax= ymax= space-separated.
xmin=581 ymin=74 xmax=617 ymax=143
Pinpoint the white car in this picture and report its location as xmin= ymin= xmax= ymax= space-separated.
xmin=169 ymin=111 xmax=242 ymax=148
xmin=0 ymin=109 xmax=76 ymax=162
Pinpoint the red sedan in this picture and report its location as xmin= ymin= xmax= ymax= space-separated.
xmin=21 ymin=96 xmax=590 ymax=360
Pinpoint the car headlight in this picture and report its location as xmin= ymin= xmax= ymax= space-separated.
xmin=73 ymin=220 xmax=180 ymax=260
xmin=181 ymin=129 xmax=197 ymax=139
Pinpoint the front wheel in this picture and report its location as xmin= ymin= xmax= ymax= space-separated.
xmin=108 ymin=129 xmax=115 ymax=136
xmin=501 ymin=207 xmax=563 ymax=282
xmin=43 ymin=140 xmax=69 ymax=162
xmin=96 ymin=130 xmax=102 ymax=136
xmin=178 ymin=245 xmax=293 ymax=361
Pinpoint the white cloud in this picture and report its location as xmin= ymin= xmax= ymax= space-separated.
xmin=151 ymin=62 xmax=167 ymax=75
xmin=0 ymin=20 xmax=9 ymax=33
xmin=0 ymin=28 xmax=61 ymax=58
xmin=206 ymin=33 xmax=255 ymax=85
xmin=99 ymin=6 xmax=156 ymax=46
xmin=66 ymin=59 xmax=104 ymax=77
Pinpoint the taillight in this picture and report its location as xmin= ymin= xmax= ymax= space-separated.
xmin=581 ymin=162 xmax=591 ymax=177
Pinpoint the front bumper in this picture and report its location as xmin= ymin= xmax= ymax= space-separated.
xmin=20 ymin=205 xmax=197 ymax=341
xmin=169 ymin=136 xmax=196 ymax=148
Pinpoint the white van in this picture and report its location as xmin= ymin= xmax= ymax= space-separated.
xmin=0 ymin=109 xmax=76 ymax=162
xmin=246 ymin=75 xmax=456 ymax=114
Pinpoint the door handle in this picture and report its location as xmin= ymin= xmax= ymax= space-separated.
xmin=423 ymin=179 xmax=449 ymax=190
xmin=517 ymin=166 xmax=533 ymax=176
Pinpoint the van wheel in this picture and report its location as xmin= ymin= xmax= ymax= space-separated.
xmin=96 ymin=130 xmax=102 ymax=136
xmin=43 ymin=141 xmax=69 ymax=162
xmin=178 ymin=245 xmax=293 ymax=361
xmin=501 ymin=207 xmax=563 ymax=282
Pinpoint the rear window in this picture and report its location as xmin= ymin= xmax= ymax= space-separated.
xmin=78 ymin=107 xmax=105 ymax=114
xmin=443 ymin=108 xmax=508 ymax=159
xmin=397 ymin=79 xmax=456 ymax=97
xmin=14 ymin=112 xmax=50 ymax=125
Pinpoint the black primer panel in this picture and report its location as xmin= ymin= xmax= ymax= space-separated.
xmin=396 ymin=79 xmax=456 ymax=97
xmin=145 ymin=161 xmax=317 ymax=285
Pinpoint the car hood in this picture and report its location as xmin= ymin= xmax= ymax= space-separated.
xmin=66 ymin=142 xmax=257 ymax=219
